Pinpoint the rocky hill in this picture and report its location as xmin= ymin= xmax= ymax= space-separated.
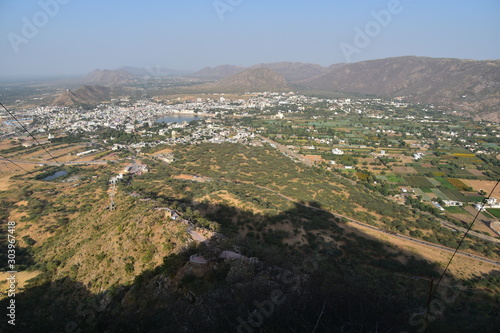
xmin=250 ymin=62 xmax=328 ymax=82
xmin=190 ymin=65 xmax=246 ymax=80
xmin=201 ymin=68 xmax=290 ymax=92
xmin=118 ymin=66 xmax=192 ymax=78
xmin=191 ymin=62 xmax=329 ymax=82
xmin=52 ymin=85 xmax=111 ymax=107
xmin=302 ymin=56 xmax=500 ymax=121
xmin=85 ymin=69 xmax=135 ymax=84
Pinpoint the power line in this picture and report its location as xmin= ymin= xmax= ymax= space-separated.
xmin=0 ymin=152 xmax=30 ymax=173
xmin=431 ymin=179 xmax=499 ymax=297
xmin=0 ymin=102 xmax=79 ymax=183
xmin=425 ymin=179 xmax=500 ymax=328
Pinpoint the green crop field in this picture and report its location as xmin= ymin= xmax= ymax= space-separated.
xmin=403 ymin=176 xmax=435 ymax=188
xmin=386 ymin=174 xmax=403 ymax=182
xmin=444 ymin=206 xmax=467 ymax=214
xmin=490 ymin=166 xmax=500 ymax=175
xmin=441 ymin=188 xmax=468 ymax=202
xmin=466 ymin=195 xmax=486 ymax=203
xmin=376 ymin=175 xmax=388 ymax=182
xmin=447 ymin=178 xmax=470 ymax=191
xmin=434 ymin=176 xmax=455 ymax=190
xmin=448 ymin=147 xmax=476 ymax=154
xmin=482 ymin=143 xmax=500 ymax=149
xmin=427 ymin=178 xmax=440 ymax=186
xmin=413 ymin=188 xmax=432 ymax=202
xmin=453 ymin=169 xmax=473 ymax=177
xmin=414 ymin=165 xmax=441 ymax=174
xmin=431 ymin=188 xmax=450 ymax=201
xmin=486 ymin=209 xmax=500 ymax=218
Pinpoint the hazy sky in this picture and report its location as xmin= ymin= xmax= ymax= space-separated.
xmin=1 ymin=0 xmax=499 ymax=77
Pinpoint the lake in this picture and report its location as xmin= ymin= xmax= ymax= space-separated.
xmin=155 ymin=114 xmax=199 ymax=124
xmin=43 ymin=170 xmax=68 ymax=181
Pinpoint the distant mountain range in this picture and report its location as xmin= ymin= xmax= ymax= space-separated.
xmin=55 ymin=56 xmax=499 ymax=121
xmin=191 ymin=62 xmax=332 ymax=82
xmin=190 ymin=65 xmax=246 ymax=80
xmin=194 ymin=68 xmax=290 ymax=92
xmin=85 ymin=69 xmax=135 ymax=84
xmin=193 ymin=57 xmax=498 ymax=121
xmin=302 ymin=56 xmax=500 ymax=122
xmin=85 ymin=66 xmax=192 ymax=84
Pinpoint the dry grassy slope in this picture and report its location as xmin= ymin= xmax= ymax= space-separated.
xmin=33 ymin=194 xmax=189 ymax=292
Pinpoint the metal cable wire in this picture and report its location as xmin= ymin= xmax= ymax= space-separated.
xmin=430 ymin=179 xmax=500 ymax=300
xmin=0 ymin=102 xmax=79 ymax=183
xmin=0 ymin=152 xmax=30 ymax=173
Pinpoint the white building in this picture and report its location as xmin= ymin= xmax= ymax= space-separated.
xmin=443 ymin=200 xmax=463 ymax=207
xmin=274 ymin=111 xmax=285 ymax=119
xmin=475 ymin=197 xmax=500 ymax=211
xmin=413 ymin=153 xmax=424 ymax=160
xmin=76 ymin=149 xmax=98 ymax=156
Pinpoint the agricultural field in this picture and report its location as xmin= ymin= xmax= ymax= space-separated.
xmin=392 ymin=166 xmax=418 ymax=174
xmin=441 ymin=188 xmax=469 ymax=202
xmin=403 ymin=176 xmax=435 ymax=188
xmin=486 ymin=209 xmax=500 ymax=218
xmin=386 ymin=174 xmax=403 ymax=182
xmin=462 ymin=180 xmax=500 ymax=198
xmin=435 ymin=176 xmax=456 ymax=189
xmin=253 ymin=104 xmax=500 ymax=239
xmin=444 ymin=206 xmax=468 ymax=214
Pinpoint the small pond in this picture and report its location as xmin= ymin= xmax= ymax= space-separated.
xmin=43 ymin=170 xmax=68 ymax=181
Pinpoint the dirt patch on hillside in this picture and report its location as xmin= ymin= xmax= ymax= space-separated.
xmin=0 ymin=160 xmax=37 ymax=174
xmin=0 ymin=176 xmax=13 ymax=190
xmin=0 ymin=270 xmax=43 ymax=299
xmin=461 ymin=179 xmax=500 ymax=198
xmin=393 ymin=166 xmax=418 ymax=174
xmin=448 ymin=213 xmax=498 ymax=237
xmin=344 ymin=221 xmax=498 ymax=279
xmin=174 ymin=174 xmax=196 ymax=180
xmin=467 ymin=169 xmax=485 ymax=177
xmin=152 ymin=148 xmax=174 ymax=155
xmin=303 ymin=155 xmax=324 ymax=162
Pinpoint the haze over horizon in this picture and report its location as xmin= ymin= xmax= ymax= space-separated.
xmin=1 ymin=0 xmax=499 ymax=78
